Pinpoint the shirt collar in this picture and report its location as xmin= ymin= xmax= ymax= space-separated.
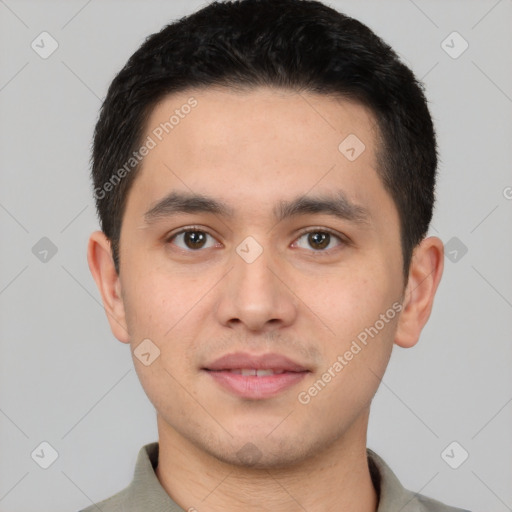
xmin=118 ymin=442 xmax=440 ymax=512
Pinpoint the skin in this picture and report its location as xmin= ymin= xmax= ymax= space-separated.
xmin=88 ymin=87 xmax=443 ymax=512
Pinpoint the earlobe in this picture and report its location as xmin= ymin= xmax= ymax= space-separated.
xmin=394 ymin=236 xmax=444 ymax=349
xmin=87 ymin=230 xmax=130 ymax=344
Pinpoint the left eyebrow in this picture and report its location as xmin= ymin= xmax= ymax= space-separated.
xmin=142 ymin=190 xmax=371 ymax=226
xmin=274 ymin=191 xmax=371 ymax=225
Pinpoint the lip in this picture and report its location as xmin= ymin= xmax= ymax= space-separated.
xmin=203 ymin=352 xmax=310 ymax=400
xmin=204 ymin=352 xmax=309 ymax=372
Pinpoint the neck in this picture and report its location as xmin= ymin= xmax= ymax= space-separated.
xmin=155 ymin=412 xmax=378 ymax=512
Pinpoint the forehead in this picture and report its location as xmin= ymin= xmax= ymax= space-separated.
xmin=144 ymin=86 xmax=378 ymax=163
xmin=125 ymin=86 xmax=392 ymax=225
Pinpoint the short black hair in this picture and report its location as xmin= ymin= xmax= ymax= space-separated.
xmin=91 ymin=0 xmax=437 ymax=279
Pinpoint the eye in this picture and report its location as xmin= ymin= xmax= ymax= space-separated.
xmin=292 ymin=228 xmax=346 ymax=252
xmin=165 ymin=226 xmax=347 ymax=253
xmin=166 ymin=228 xmax=220 ymax=251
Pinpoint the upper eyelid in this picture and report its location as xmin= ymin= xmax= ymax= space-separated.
xmin=292 ymin=227 xmax=348 ymax=248
xmin=296 ymin=226 xmax=345 ymax=239
xmin=165 ymin=225 xmax=218 ymax=242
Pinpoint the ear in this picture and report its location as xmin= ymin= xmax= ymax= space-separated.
xmin=394 ymin=236 xmax=444 ymax=348
xmin=87 ymin=230 xmax=130 ymax=344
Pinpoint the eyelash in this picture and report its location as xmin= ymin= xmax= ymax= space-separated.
xmin=165 ymin=225 xmax=349 ymax=254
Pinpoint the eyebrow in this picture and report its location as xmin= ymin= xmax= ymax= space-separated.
xmin=143 ymin=190 xmax=371 ymax=226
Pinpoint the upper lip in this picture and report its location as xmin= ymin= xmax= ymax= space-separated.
xmin=204 ymin=352 xmax=309 ymax=372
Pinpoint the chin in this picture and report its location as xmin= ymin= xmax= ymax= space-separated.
xmin=201 ymin=431 xmax=319 ymax=470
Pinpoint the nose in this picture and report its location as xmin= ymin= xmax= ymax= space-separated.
xmin=214 ymin=240 xmax=298 ymax=333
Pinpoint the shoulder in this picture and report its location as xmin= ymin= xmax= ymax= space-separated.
xmin=411 ymin=491 xmax=472 ymax=512
xmin=77 ymin=486 xmax=129 ymax=512
xmin=367 ymin=448 xmax=472 ymax=512
xmin=76 ymin=442 xmax=160 ymax=512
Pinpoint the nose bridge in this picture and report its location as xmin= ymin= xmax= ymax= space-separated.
xmin=232 ymin=236 xmax=277 ymax=302
xmin=215 ymin=235 xmax=297 ymax=331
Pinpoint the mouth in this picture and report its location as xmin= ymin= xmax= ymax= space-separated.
xmin=202 ymin=352 xmax=311 ymax=399
xmin=214 ymin=368 xmax=289 ymax=376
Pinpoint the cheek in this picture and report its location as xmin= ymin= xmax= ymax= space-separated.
xmin=302 ymin=262 xmax=400 ymax=391
xmin=307 ymin=265 xmax=394 ymax=336
xmin=123 ymin=271 xmax=210 ymax=383
xmin=124 ymin=273 xmax=202 ymax=413
xmin=296 ymin=284 xmax=398 ymax=423
xmin=122 ymin=269 xmax=199 ymax=338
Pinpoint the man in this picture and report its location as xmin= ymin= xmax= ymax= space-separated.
xmin=85 ymin=0 xmax=471 ymax=510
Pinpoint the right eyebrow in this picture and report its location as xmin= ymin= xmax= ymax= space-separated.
xmin=143 ymin=191 xmax=235 ymax=225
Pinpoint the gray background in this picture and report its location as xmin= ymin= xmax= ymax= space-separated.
xmin=0 ymin=1 xmax=511 ymax=511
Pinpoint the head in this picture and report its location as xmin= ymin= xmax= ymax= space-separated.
xmin=88 ymin=0 xmax=443 ymax=468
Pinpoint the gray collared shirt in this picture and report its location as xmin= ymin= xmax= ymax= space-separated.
xmin=79 ymin=443 xmax=471 ymax=512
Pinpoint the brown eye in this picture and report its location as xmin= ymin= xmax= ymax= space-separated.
xmin=183 ymin=231 xmax=207 ymax=249
xmin=167 ymin=230 xmax=218 ymax=251
xmin=293 ymin=229 xmax=344 ymax=252
xmin=307 ymin=232 xmax=330 ymax=250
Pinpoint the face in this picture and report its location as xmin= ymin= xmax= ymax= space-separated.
xmin=99 ymin=87 xmax=410 ymax=467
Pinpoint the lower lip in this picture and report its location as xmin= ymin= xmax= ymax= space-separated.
xmin=204 ymin=370 xmax=308 ymax=399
